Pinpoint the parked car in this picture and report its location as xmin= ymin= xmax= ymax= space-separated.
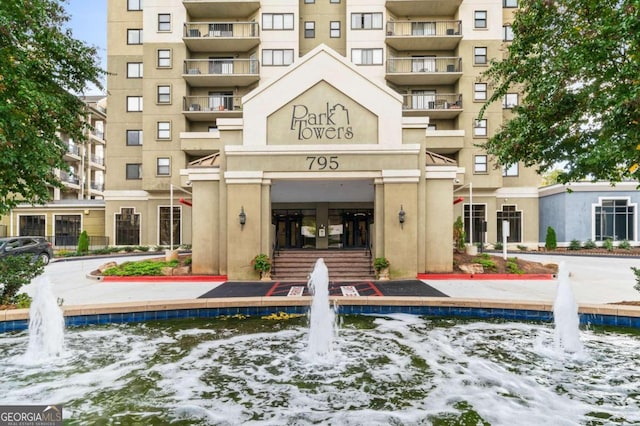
xmin=0 ymin=236 xmax=54 ymax=265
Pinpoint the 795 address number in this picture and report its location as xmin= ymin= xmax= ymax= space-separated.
xmin=306 ymin=156 xmax=339 ymax=170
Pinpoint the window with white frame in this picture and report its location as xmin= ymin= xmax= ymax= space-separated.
xmin=127 ymin=29 xmax=143 ymax=44
xmin=351 ymin=13 xmax=383 ymax=30
xmin=126 ymin=130 xmax=142 ymax=146
xmin=474 ymin=11 xmax=487 ymax=28
xmin=157 ymin=158 xmax=171 ymax=176
xmin=330 ymin=21 xmax=340 ymax=38
xmin=157 ymin=49 xmax=171 ymax=68
xmin=497 ymin=205 xmax=522 ymax=242
xmin=157 ymin=85 xmax=171 ymax=104
xmin=330 ymin=0 xmax=340 ymax=3
xmin=127 ymin=0 xmax=141 ymax=11
xmin=158 ymin=14 xmax=171 ymax=32
xmin=262 ymin=13 xmax=294 ymax=30
xmin=304 ymin=21 xmax=315 ymax=38
xmin=127 ymin=96 xmax=143 ymax=112
xmin=504 ymin=0 xmax=518 ymax=7
xmin=262 ymin=49 xmax=294 ymax=66
xmin=503 ymin=25 xmax=514 ymax=41
xmin=115 ymin=207 xmax=140 ymax=245
xmin=594 ymin=199 xmax=636 ymax=241
xmin=351 ymin=48 xmax=383 ymax=65
xmin=474 ymin=119 xmax=487 ymax=137
xmin=474 ymin=155 xmax=488 ymax=173
xmin=126 ymin=163 xmax=142 ymax=179
xmin=474 ymin=83 xmax=487 ymax=101
xmin=304 ymin=0 xmax=315 ymax=3
xmin=127 ymin=62 xmax=143 ymax=78
xmin=157 ymin=121 xmax=171 ymax=140
xmin=503 ymin=163 xmax=519 ymax=176
xmin=503 ymin=93 xmax=518 ymax=108
xmin=474 ymin=47 xmax=487 ymax=65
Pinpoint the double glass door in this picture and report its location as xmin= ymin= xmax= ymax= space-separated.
xmin=274 ymin=210 xmax=316 ymax=249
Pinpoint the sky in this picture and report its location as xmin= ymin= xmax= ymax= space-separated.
xmin=65 ymin=0 xmax=107 ymax=95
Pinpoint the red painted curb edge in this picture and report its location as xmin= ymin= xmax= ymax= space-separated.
xmin=102 ymin=275 xmax=228 ymax=282
xmin=417 ymin=273 xmax=556 ymax=280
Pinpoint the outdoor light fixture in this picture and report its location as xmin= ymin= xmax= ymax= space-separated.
xmin=239 ymin=206 xmax=246 ymax=226
xmin=398 ymin=205 xmax=406 ymax=228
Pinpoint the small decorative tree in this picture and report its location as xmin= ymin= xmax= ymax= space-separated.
xmin=374 ymin=257 xmax=390 ymax=280
xmin=77 ymin=230 xmax=90 ymax=254
xmin=545 ymin=226 xmax=557 ymax=251
xmin=453 ymin=216 xmax=466 ymax=252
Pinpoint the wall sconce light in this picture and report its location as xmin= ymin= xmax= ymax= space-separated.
xmin=239 ymin=206 xmax=246 ymax=226
xmin=398 ymin=205 xmax=406 ymax=228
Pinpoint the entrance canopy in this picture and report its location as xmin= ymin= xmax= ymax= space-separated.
xmin=271 ymin=179 xmax=374 ymax=203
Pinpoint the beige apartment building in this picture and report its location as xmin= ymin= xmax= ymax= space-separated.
xmin=0 ymin=96 xmax=107 ymax=247
xmin=106 ymin=0 xmax=539 ymax=279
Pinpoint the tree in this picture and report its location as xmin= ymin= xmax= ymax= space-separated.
xmin=480 ymin=0 xmax=640 ymax=184
xmin=0 ymin=0 xmax=104 ymax=215
xmin=545 ymin=226 xmax=557 ymax=250
xmin=0 ymin=255 xmax=44 ymax=305
xmin=77 ymin=230 xmax=89 ymax=254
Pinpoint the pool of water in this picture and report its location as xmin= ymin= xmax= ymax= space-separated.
xmin=1 ymin=314 xmax=639 ymax=425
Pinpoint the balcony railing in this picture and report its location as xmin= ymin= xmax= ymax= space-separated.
xmin=388 ymin=57 xmax=461 ymax=74
xmin=59 ymin=171 xmax=80 ymax=185
xmin=91 ymin=129 xmax=105 ymax=140
xmin=183 ymin=22 xmax=259 ymax=52
xmin=66 ymin=144 xmax=80 ymax=157
xmin=183 ymin=95 xmax=243 ymax=120
xmin=183 ymin=59 xmax=258 ymax=76
xmin=402 ymin=93 xmax=463 ymax=118
xmin=90 ymin=182 xmax=104 ymax=192
xmin=90 ymin=155 xmax=104 ymax=166
xmin=386 ymin=20 xmax=461 ymax=37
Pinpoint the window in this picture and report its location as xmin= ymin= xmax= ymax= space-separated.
xmin=331 ymin=0 xmax=340 ymax=3
xmin=127 ymin=96 xmax=143 ymax=111
xmin=54 ymin=215 xmax=81 ymax=246
xmin=115 ymin=208 xmax=140 ymax=246
xmin=126 ymin=163 xmax=142 ymax=179
xmin=497 ymin=205 xmax=522 ymax=242
xmin=464 ymin=204 xmax=486 ymax=244
xmin=157 ymin=85 xmax=171 ymax=104
xmin=351 ymin=48 xmax=383 ymax=65
xmin=503 ymin=93 xmax=519 ymax=108
xmin=474 ymin=83 xmax=487 ymax=101
xmin=19 ymin=215 xmax=45 ymax=236
xmin=474 ymin=47 xmax=487 ymax=65
xmin=127 ymin=29 xmax=143 ymax=44
xmin=127 ymin=62 xmax=143 ymax=78
xmin=127 ymin=0 xmax=141 ymax=11
xmin=503 ymin=25 xmax=514 ymax=41
xmin=159 ymin=206 xmax=181 ymax=246
xmin=304 ymin=21 xmax=315 ymax=38
xmin=158 ymin=13 xmax=171 ymax=32
xmin=503 ymin=163 xmax=519 ymax=177
xmin=157 ymin=49 xmax=171 ymax=67
xmin=157 ymin=121 xmax=171 ymax=140
xmin=351 ymin=13 xmax=383 ymax=30
xmin=330 ymin=21 xmax=340 ymax=38
xmin=262 ymin=49 xmax=294 ymax=66
xmin=504 ymin=0 xmax=518 ymax=7
xmin=126 ymin=130 xmax=143 ymax=146
xmin=474 ymin=119 xmax=487 ymax=137
xmin=474 ymin=11 xmax=487 ymax=28
xmin=474 ymin=155 xmax=488 ymax=173
xmin=262 ymin=13 xmax=294 ymax=30
xmin=157 ymin=158 xmax=171 ymax=176
xmin=595 ymin=199 xmax=635 ymax=241
xmin=304 ymin=0 xmax=315 ymax=3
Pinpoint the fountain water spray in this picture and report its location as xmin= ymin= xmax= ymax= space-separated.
xmin=306 ymin=258 xmax=336 ymax=358
xmin=552 ymin=262 xmax=583 ymax=354
xmin=24 ymin=275 xmax=65 ymax=362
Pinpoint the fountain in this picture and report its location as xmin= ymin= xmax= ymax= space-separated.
xmin=553 ymin=262 xmax=584 ymax=354
xmin=306 ymin=258 xmax=336 ymax=359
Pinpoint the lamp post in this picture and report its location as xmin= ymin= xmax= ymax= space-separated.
xmin=453 ymin=181 xmax=473 ymax=247
xmin=169 ymin=184 xmax=192 ymax=252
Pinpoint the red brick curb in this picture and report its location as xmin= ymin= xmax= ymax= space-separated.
xmin=417 ymin=273 xmax=555 ymax=280
xmin=101 ymin=275 xmax=228 ymax=282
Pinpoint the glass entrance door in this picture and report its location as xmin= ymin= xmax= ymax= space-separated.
xmin=274 ymin=209 xmax=316 ymax=249
xmin=342 ymin=211 xmax=372 ymax=248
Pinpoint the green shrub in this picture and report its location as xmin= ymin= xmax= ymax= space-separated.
xmin=568 ymin=239 xmax=582 ymax=250
xmin=373 ymin=257 xmax=390 ymax=272
xmin=102 ymin=259 xmax=179 ymax=276
xmin=13 ymin=292 xmax=32 ymax=308
xmin=583 ymin=239 xmax=597 ymax=249
xmin=0 ymin=255 xmax=44 ymax=305
xmin=135 ymin=245 xmax=150 ymax=252
xmin=603 ymin=238 xmax=614 ymax=251
xmin=123 ymin=246 xmax=135 ymax=253
xmin=77 ymin=230 xmax=90 ymax=254
xmin=90 ymin=248 xmax=112 ymax=255
xmin=473 ymin=253 xmax=496 ymax=271
xmin=453 ymin=216 xmax=465 ymax=251
xmin=506 ymin=257 xmax=523 ymax=274
xmin=632 ymin=267 xmax=640 ymax=293
xmin=153 ymin=246 xmax=164 ymax=252
xmin=493 ymin=241 xmax=503 ymax=251
xmin=517 ymin=244 xmax=528 ymax=251
xmin=544 ymin=226 xmax=557 ymax=250
xmin=184 ymin=256 xmax=192 ymax=266
xmin=252 ymin=254 xmax=272 ymax=272
xmin=619 ymin=240 xmax=632 ymax=250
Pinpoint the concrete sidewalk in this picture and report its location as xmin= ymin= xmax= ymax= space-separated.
xmin=25 ymin=253 xmax=640 ymax=307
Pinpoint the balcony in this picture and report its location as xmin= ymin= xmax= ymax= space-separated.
xmin=59 ymin=171 xmax=80 ymax=187
xmin=425 ymin=129 xmax=465 ymax=155
xmin=180 ymin=131 xmax=222 ymax=156
xmin=183 ymin=95 xmax=243 ymax=121
xmin=386 ymin=20 xmax=462 ymax=51
xmin=90 ymin=182 xmax=105 ymax=193
xmin=183 ymin=22 xmax=259 ymax=52
xmin=386 ymin=0 xmax=463 ymax=17
xmin=89 ymin=155 xmax=105 ymax=169
xmin=386 ymin=57 xmax=462 ymax=85
xmin=402 ymin=93 xmax=463 ymax=119
xmin=183 ymin=59 xmax=259 ymax=87
xmin=64 ymin=143 xmax=81 ymax=161
xmin=183 ymin=0 xmax=260 ymax=19
xmin=90 ymin=129 xmax=105 ymax=143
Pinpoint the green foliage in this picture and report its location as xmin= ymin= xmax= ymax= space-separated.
xmin=506 ymin=257 xmax=524 ymax=274
xmin=517 ymin=245 xmax=528 ymax=251
xmin=568 ymin=239 xmax=582 ymax=250
xmin=123 ymin=246 xmax=135 ymax=253
xmin=135 ymin=245 xmax=150 ymax=252
xmin=252 ymin=254 xmax=271 ymax=272
xmin=77 ymin=230 xmax=89 ymax=254
xmin=493 ymin=241 xmax=503 ymax=251
xmin=0 ymin=255 xmax=44 ymax=305
xmin=544 ymin=226 xmax=557 ymax=250
xmin=480 ymin=0 xmax=640 ymax=184
xmin=0 ymin=0 xmax=105 ymax=214
xmin=619 ymin=240 xmax=632 ymax=250
xmin=102 ymin=260 xmax=179 ymax=276
xmin=583 ymin=239 xmax=597 ymax=249
xmin=632 ymin=267 xmax=640 ymax=294
xmin=184 ymin=257 xmax=192 ymax=266
xmin=453 ymin=216 xmax=466 ymax=251
xmin=603 ymin=238 xmax=614 ymax=251
xmin=373 ymin=257 xmax=390 ymax=272
xmin=473 ymin=253 xmax=496 ymax=271
xmin=13 ymin=292 xmax=32 ymax=308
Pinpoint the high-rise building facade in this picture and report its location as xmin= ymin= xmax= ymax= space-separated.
xmin=106 ymin=0 xmax=539 ymax=279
